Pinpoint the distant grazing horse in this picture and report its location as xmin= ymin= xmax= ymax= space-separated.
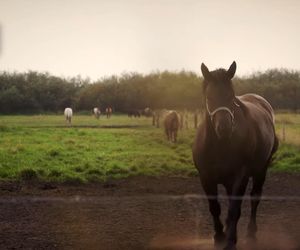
xmin=152 ymin=109 xmax=168 ymax=128
xmin=193 ymin=62 xmax=278 ymax=250
xmin=143 ymin=107 xmax=153 ymax=117
xmin=64 ymin=108 xmax=73 ymax=124
xmin=164 ymin=110 xmax=180 ymax=142
xmin=93 ymin=107 xmax=101 ymax=119
xmin=105 ymin=107 xmax=112 ymax=118
xmin=128 ymin=109 xmax=141 ymax=118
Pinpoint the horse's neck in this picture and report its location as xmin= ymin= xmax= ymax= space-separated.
xmin=204 ymin=114 xmax=218 ymax=143
xmin=204 ymin=113 xmax=214 ymax=134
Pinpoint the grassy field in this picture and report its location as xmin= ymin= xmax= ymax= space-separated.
xmin=0 ymin=113 xmax=299 ymax=183
xmin=273 ymin=113 xmax=300 ymax=172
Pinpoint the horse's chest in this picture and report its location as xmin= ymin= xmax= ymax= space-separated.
xmin=200 ymin=146 xmax=243 ymax=176
xmin=209 ymin=146 xmax=238 ymax=163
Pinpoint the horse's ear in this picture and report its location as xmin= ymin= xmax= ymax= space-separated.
xmin=227 ymin=61 xmax=236 ymax=79
xmin=201 ymin=63 xmax=212 ymax=81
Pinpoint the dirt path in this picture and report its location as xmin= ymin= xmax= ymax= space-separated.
xmin=0 ymin=173 xmax=299 ymax=250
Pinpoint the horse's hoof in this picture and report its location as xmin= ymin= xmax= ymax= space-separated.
xmin=223 ymin=247 xmax=237 ymax=250
xmin=246 ymin=233 xmax=257 ymax=242
xmin=223 ymin=243 xmax=237 ymax=250
xmin=214 ymin=232 xmax=226 ymax=246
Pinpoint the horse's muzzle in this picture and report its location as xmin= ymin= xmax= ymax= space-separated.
xmin=215 ymin=122 xmax=233 ymax=139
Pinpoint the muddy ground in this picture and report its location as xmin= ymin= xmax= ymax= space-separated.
xmin=0 ymin=173 xmax=299 ymax=250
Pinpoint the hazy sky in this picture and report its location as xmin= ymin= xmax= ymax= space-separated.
xmin=0 ymin=0 xmax=300 ymax=79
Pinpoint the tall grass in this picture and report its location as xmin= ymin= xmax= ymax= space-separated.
xmin=275 ymin=113 xmax=300 ymax=146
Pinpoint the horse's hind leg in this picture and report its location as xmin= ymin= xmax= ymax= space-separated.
xmin=169 ymin=131 xmax=173 ymax=142
xmin=173 ymin=130 xmax=177 ymax=143
xmin=247 ymin=173 xmax=266 ymax=239
xmin=171 ymin=130 xmax=177 ymax=143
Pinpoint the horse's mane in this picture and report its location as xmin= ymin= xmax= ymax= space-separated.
xmin=235 ymin=96 xmax=249 ymax=116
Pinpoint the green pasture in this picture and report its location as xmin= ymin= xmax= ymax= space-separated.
xmin=0 ymin=113 xmax=299 ymax=183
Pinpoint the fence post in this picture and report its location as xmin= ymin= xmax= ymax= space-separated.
xmin=152 ymin=113 xmax=156 ymax=126
xmin=156 ymin=114 xmax=160 ymax=128
xmin=185 ymin=112 xmax=188 ymax=129
xmin=282 ymin=122 xmax=286 ymax=142
xmin=180 ymin=112 xmax=184 ymax=130
xmin=194 ymin=112 xmax=198 ymax=129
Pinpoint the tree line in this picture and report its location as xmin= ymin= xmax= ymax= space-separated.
xmin=0 ymin=69 xmax=299 ymax=114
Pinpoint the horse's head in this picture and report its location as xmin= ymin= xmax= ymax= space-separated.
xmin=201 ymin=61 xmax=238 ymax=139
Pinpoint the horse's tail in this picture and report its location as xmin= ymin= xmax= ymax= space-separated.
xmin=269 ymin=134 xmax=279 ymax=164
xmin=272 ymin=134 xmax=279 ymax=155
xmin=171 ymin=113 xmax=180 ymax=131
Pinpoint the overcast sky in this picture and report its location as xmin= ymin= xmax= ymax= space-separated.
xmin=0 ymin=0 xmax=299 ymax=80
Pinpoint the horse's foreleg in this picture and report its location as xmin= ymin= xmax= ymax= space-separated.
xmin=173 ymin=130 xmax=177 ymax=143
xmin=224 ymin=175 xmax=249 ymax=250
xmin=247 ymin=173 xmax=266 ymax=239
xmin=202 ymin=182 xmax=225 ymax=245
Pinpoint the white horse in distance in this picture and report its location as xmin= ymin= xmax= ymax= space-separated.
xmin=93 ymin=107 xmax=101 ymax=119
xmin=64 ymin=108 xmax=73 ymax=124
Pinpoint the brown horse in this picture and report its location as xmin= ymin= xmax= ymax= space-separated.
xmin=192 ymin=62 xmax=278 ymax=250
xmin=105 ymin=107 xmax=112 ymax=118
xmin=164 ymin=110 xmax=180 ymax=142
xmin=128 ymin=109 xmax=141 ymax=118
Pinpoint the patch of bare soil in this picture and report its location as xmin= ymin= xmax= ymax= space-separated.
xmin=0 ymin=172 xmax=299 ymax=250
